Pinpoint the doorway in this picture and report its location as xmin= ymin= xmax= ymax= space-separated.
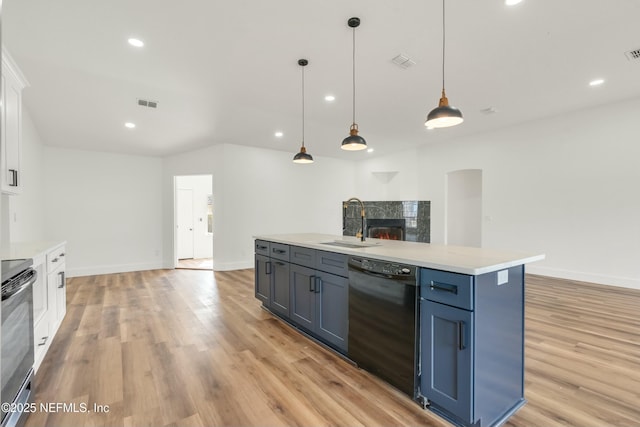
xmin=174 ymin=175 xmax=214 ymax=270
xmin=445 ymin=169 xmax=482 ymax=247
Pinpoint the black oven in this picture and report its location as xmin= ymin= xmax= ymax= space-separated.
xmin=1 ymin=259 xmax=36 ymax=427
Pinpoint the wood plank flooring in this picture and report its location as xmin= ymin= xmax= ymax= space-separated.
xmin=26 ymin=270 xmax=640 ymax=427
xmin=176 ymin=258 xmax=213 ymax=270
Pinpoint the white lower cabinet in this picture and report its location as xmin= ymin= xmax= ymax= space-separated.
xmin=32 ymin=258 xmax=50 ymax=372
xmin=32 ymin=243 xmax=67 ymax=373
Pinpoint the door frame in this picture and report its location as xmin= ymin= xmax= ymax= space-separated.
xmin=173 ymin=174 xmax=214 ymax=269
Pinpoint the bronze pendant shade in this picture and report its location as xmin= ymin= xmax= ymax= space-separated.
xmin=425 ymin=0 xmax=463 ymax=129
xmin=341 ymin=17 xmax=367 ymax=151
xmin=293 ymin=58 xmax=314 ymax=163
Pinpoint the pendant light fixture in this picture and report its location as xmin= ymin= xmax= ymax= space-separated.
xmin=341 ymin=17 xmax=367 ymax=151
xmin=425 ymin=0 xmax=464 ymax=129
xmin=293 ymin=59 xmax=314 ymax=164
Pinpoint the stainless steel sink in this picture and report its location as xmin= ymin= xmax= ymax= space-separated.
xmin=319 ymin=240 xmax=380 ymax=249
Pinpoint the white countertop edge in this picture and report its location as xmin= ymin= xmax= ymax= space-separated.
xmin=2 ymin=240 xmax=67 ymax=262
xmin=254 ymin=233 xmax=545 ymax=276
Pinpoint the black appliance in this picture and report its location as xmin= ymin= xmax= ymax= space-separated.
xmin=347 ymin=256 xmax=418 ymax=397
xmin=1 ymin=259 xmax=36 ymax=427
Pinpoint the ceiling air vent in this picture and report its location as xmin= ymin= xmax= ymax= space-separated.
xmin=391 ymin=54 xmax=416 ymax=69
xmin=624 ymin=49 xmax=640 ymax=61
xmin=137 ymin=98 xmax=158 ymax=108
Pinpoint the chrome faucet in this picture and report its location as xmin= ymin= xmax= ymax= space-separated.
xmin=344 ymin=197 xmax=366 ymax=241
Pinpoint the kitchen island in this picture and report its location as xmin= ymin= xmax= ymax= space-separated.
xmin=253 ymin=233 xmax=544 ymax=427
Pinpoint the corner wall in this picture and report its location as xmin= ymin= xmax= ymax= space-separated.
xmin=355 ymin=97 xmax=640 ymax=290
xmin=163 ymin=143 xmax=357 ymax=271
xmin=43 ymin=147 xmax=164 ymax=276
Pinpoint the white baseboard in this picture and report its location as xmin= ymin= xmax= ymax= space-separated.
xmin=526 ymin=265 xmax=640 ymax=290
xmin=212 ymin=260 xmax=253 ymax=271
xmin=67 ymin=262 xmax=165 ymax=278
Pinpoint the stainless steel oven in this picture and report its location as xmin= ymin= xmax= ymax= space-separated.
xmin=1 ymin=259 xmax=36 ymax=427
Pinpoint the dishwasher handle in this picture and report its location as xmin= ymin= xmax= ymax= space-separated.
xmin=352 ymin=266 xmax=416 ymax=282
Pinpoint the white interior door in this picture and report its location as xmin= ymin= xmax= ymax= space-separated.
xmin=177 ymin=188 xmax=194 ymax=259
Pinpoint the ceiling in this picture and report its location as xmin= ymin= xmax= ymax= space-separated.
xmin=3 ymin=0 xmax=640 ymax=160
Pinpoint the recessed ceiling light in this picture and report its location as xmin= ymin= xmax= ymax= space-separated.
xmin=505 ymin=0 xmax=523 ymax=5
xmin=589 ymin=79 xmax=605 ymax=87
xmin=124 ymin=122 xmax=136 ymax=129
xmin=128 ymin=38 xmax=144 ymax=48
xmin=367 ymin=148 xmax=374 ymax=153
xmin=274 ymin=131 xmax=283 ymax=137
xmin=324 ymin=95 xmax=335 ymax=102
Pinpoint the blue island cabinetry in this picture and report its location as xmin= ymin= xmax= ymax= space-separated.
xmin=418 ymin=266 xmax=526 ymax=427
xmin=254 ymin=240 xmax=349 ymax=353
xmin=254 ymin=234 xmax=542 ymax=427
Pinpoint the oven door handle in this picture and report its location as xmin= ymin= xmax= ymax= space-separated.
xmin=2 ymin=271 xmax=37 ymax=301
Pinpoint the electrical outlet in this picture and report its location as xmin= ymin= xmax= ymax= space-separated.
xmin=497 ymin=269 xmax=509 ymax=285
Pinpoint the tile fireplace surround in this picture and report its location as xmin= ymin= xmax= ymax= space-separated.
xmin=343 ymin=200 xmax=430 ymax=243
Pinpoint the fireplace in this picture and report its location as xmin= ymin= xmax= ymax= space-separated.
xmin=366 ymin=219 xmax=406 ymax=241
xmin=342 ymin=200 xmax=430 ymax=243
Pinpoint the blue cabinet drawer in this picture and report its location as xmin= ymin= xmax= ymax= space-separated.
xmin=270 ymin=243 xmax=290 ymax=262
xmin=420 ymin=268 xmax=474 ymax=310
xmin=316 ymin=251 xmax=348 ymax=277
xmin=255 ymin=240 xmax=270 ymax=256
xmin=290 ymin=246 xmax=316 ymax=268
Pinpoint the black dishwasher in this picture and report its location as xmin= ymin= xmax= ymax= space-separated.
xmin=347 ymin=256 xmax=418 ymax=397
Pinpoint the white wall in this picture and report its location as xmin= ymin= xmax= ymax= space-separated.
xmin=446 ymin=169 xmax=482 ymax=247
xmin=43 ymin=147 xmax=163 ymax=277
xmin=175 ymin=174 xmax=213 ymax=259
xmin=6 ymin=109 xmax=46 ymax=242
xmin=356 ymin=97 xmax=640 ymax=290
xmin=13 ymin=95 xmax=639 ymax=289
xmin=163 ymin=143 xmax=357 ymax=271
xmin=354 ymin=149 xmax=420 ymax=201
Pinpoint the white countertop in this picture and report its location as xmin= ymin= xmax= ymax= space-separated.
xmin=1 ymin=240 xmax=66 ymax=262
xmin=254 ymin=233 xmax=544 ymax=275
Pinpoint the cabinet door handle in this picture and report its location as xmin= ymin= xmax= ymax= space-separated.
xmin=314 ymin=277 xmax=322 ymax=294
xmin=429 ymin=281 xmax=458 ymax=295
xmin=458 ymin=321 xmax=466 ymax=350
xmin=257 ymin=245 xmax=268 ymax=250
xmin=273 ymin=249 xmax=286 ymax=255
xmin=309 ymin=275 xmax=316 ymax=292
xmin=274 ymin=261 xmax=286 ymax=267
xmin=38 ymin=336 xmax=49 ymax=346
xmin=265 ymin=261 xmax=272 ymax=275
xmin=58 ymin=271 xmax=66 ymax=288
xmin=8 ymin=169 xmax=18 ymax=187
xmin=52 ymin=258 xmax=59 ymax=263
xmin=60 ymin=253 xmax=65 ymax=257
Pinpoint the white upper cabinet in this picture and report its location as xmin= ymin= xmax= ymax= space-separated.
xmin=1 ymin=47 xmax=29 ymax=195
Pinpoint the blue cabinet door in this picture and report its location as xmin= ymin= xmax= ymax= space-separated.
xmin=421 ymin=300 xmax=474 ymax=423
xmin=255 ymin=254 xmax=271 ymax=305
xmin=289 ymin=264 xmax=316 ymax=330
xmin=315 ymin=271 xmax=348 ymax=352
xmin=270 ymin=260 xmax=290 ymax=318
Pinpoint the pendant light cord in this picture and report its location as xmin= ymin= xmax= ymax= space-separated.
xmin=442 ymin=0 xmax=446 ymax=92
xmin=301 ymin=64 xmax=305 ymax=148
xmin=352 ymin=26 xmax=356 ymax=125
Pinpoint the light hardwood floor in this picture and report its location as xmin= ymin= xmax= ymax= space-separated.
xmin=176 ymin=258 xmax=213 ymax=270
xmin=26 ymin=270 xmax=640 ymax=427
